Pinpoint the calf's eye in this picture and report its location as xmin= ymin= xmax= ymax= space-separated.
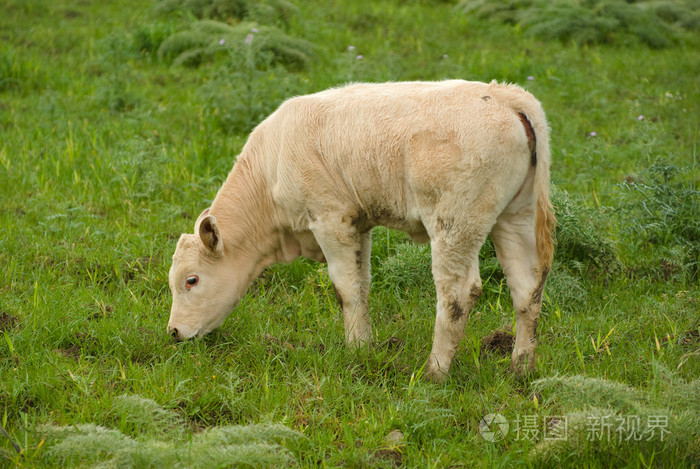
xmin=185 ymin=275 xmax=199 ymax=290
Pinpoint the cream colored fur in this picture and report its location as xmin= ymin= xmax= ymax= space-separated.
xmin=168 ymin=79 xmax=555 ymax=381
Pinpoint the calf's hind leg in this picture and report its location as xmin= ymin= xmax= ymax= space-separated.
xmin=490 ymin=210 xmax=549 ymax=378
xmin=424 ymin=221 xmax=487 ymax=382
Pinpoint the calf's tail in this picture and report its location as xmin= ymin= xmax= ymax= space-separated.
xmin=525 ymin=105 xmax=556 ymax=274
xmin=502 ymin=84 xmax=556 ymax=274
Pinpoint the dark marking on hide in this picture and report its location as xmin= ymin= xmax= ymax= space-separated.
xmin=333 ymin=285 xmax=343 ymax=307
xmin=531 ymin=317 xmax=539 ymax=343
xmin=517 ymin=112 xmax=537 ymax=167
xmin=306 ymin=209 xmax=316 ymax=222
xmin=350 ymin=210 xmax=370 ymax=232
xmin=350 ymin=205 xmax=408 ymax=233
xmin=448 ymin=285 xmax=481 ymax=322
xmin=355 ymin=250 xmax=362 ymax=269
xmin=436 ymin=217 xmax=454 ymax=233
xmin=369 ymin=206 xmax=392 ymax=222
xmin=368 ymin=204 xmax=406 ymax=230
xmin=481 ymin=95 xmax=491 ymax=101
xmin=469 ymin=284 xmax=483 ymax=302
xmin=448 ymin=300 xmax=464 ymax=322
xmin=530 ymin=267 xmax=550 ymax=306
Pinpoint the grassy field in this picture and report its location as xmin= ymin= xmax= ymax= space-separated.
xmin=1 ymin=0 xmax=699 ymax=467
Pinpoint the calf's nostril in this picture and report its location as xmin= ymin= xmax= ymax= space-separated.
xmin=170 ymin=328 xmax=179 ymax=340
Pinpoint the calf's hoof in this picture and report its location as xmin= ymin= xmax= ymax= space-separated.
xmin=424 ymin=357 xmax=448 ymax=383
xmin=346 ymin=335 xmax=373 ymax=349
xmin=509 ymin=350 xmax=536 ymax=380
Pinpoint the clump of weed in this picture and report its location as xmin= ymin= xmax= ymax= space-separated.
xmin=618 ymin=159 xmax=700 ymax=282
xmin=110 ymin=138 xmax=170 ymax=201
xmin=156 ymin=0 xmax=299 ymax=25
xmin=543 ymin=263 xmax=588 ymax=311
xmin=131 ymin=22 xmax=178 ymax=60
xmin=156 ymin=0 xmax=246 ymax=20
xmin=652 ymin=0 xmax=700 ymax=30
xmin=158 ymin=20 xmax=314 ymax=69
xmin=374 ymin=242 xmax=433 ymax=297
xmin=531 ymin=362 xmax=700 ymax=466
xmin=38 ymin=394 xmax=302 ymax=467
xmin=105 ymin=395 xmax=187 ymax=439
xmin=199 ymin=43 xmax=309 ymax=134
xmin=520 ymin=0 xmax=677 ymax=48
xmin=457 ymin=0 xmax=700 ymax=47
xmin=551 ymin=185 xmax=622 ymax=278
xmin=456 ymin=0 xmax=531 ymax=24
xmin=94 ymin=77 xmax=141 ymax=113
xmin=90 ymin=34 xmax=145 ymax=112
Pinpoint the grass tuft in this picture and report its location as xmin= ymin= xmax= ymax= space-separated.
xmin=532 ymin=362 xmax=700 ymax=466
xmin=457 ymin=0 xmax=700 ymax=47
xmin=38 ymin=395 xmax=302 ymax=467
xmin=551 ymin=186 xmax=622 ymax=278
xmin=158 ymin=20 xmax=314 ymax=69
xmin=619 ymin=159 xmax=700 ymax=282
xmin=156 ymin=0 xmax=299 ymax=25
xmin=374 ymin=242 xmax=433 ymax=298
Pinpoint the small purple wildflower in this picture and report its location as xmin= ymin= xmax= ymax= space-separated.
xmin=356 ymin=55 xmax=363 ymax=60
xmin=442 ymin=54 xmax=448 ymax=59
xmin=589 ymin=131 xmax=597 ymax=137
xmin=251 ymin=27 xmax=259 ymax=34
xmin=527 ymin=76 xmax=534 ymax=81
xmin=637 ymin=115 xmax=644 ymax=121
xmin=347 ymin=45 xmax=356 ymax=51
xmin=219 ymin=39 xmax=225 ymax=45
xmin=245 ymin=33 xmax=254 ymax=45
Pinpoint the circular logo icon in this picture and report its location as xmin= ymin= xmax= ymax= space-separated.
xmin=479 ymin=413 xmax=509 ymax=442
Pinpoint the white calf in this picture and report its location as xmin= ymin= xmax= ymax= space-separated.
xmin=167 ymin=80 xmax=555 ymax=381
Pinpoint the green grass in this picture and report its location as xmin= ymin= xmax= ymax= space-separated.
xmin=1 ymin=0 xmax=699 ymax=466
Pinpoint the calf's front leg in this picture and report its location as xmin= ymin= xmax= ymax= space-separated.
xmin=311 ymin=219 xmax=372 ymax=345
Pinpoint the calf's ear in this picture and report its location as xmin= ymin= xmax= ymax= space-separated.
xmin=198 ymin=214 xmax=224 ymax=257
xmin=193 ymin=208 xmax=210 ymax=232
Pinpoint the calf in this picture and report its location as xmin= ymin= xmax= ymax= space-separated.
xmin=167 ymin=80 xmax=555 ymax=381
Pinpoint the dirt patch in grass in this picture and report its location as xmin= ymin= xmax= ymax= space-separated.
xmin=378 ymin=336 xmax=404 ymax=350
xmin=373 ymin=448 xmax=403 ymax=467
xmin=481 ymin=329 xmax=515 ymax=355
xmin=54 ymin=332 xmax=99 ymax=360
xmin=264 ymin=333 xmax=296 ymax=351
xmin=0 ymin=311 xmax=19 ymax=332
xmin=681 ymin=329 xmax=699 ymax=345
xmin=54 ymin=345 xmax=82 ymax=360
xmin=658 ymin=329 xmax=699 ymax=346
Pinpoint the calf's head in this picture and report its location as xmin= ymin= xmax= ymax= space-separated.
xmin=167 ymin=210 xmax=241 ymax=341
